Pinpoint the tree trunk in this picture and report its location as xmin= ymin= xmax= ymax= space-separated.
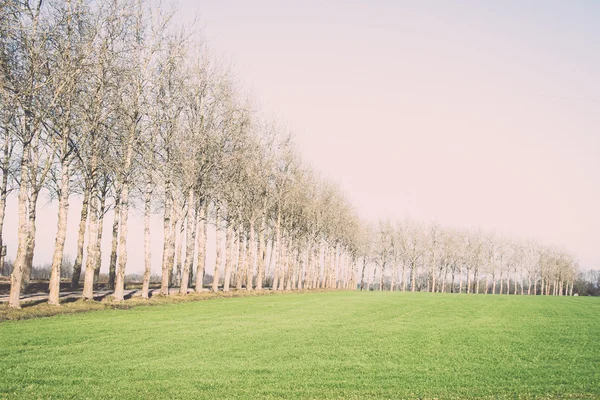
xmin=313 ymin=246 xmax=320 ymax=289
xmin=71 ymin=186 xmax=90 ymax=289
xmin=411 ymin=261 xmax=417 ymax=292
xmin=285 ymin=238 xmax=292 ymax=290
xmin=431 ymin=263 xmax=437 ymax=293
xmin=231 ymin=227 xmax=238 ymax=288
xmin=332 ymin=246 xmax=338 ymax=289
xmin=22 ymin=189 xmax=40 ymax=290
xmin=466 ymin=267 xmax=472 ymax=294
xmin=141 ymin=179 xmax=152 ymax=298
xmin=174 ymin=216 xmax=184 ymax=287
xmin=113 ymin=142 xmax=134 ymax=303
xmin=194 ymin=205 xmax=207 ymax=292
xmin=335 ymin=246 xmax=342 ymax=289
xmin=348 ymin=258 xmax=356 ymax=290
xmin=360 ymin=259 xmax=367 ymax=291
xmin=236 ymin=228 xmax=244 ymax=290
xmin=306 ymin=244 xmax=313 ymax=289
xmin=303 ymin=242 xmax=315 ymax=289
xmin=541 ymin=278 xmax=545 ymax=295
xmin=278 ymin=234 xmax=287 ymax=291
xmin=369 ymin=261 xmax=376 ymax=291
xmin=322 ymin=245 xmax=329 ymax=289
xmin=0 ymin=134 xmax=10 ymax=276
xmin=179 ymin=189 xmax=195 ymax=295
xmin=248 ymin=220 xmax=256 ymax=291
xmin=441 ymin=266 xmax=447 ymax=293
xmin=296 ymin=246 xmax=303 ymax=290
xmin=401 ymin=264 xmax=407 ymax=292
xmin=160 ymin=183 xmax=174 ymax=295
xmin=108 ymin=189 xmax=121 ymax=290
xmin=212 ymin=208 xmax=221 ymax=292
xmin=112 ymin=179 xmax=130 ymax=302
xmin=256 ymin=215 xmax=266 ymax=290
xmin=82 ymin=189 xmax=100 ymax=301
xmin=520 ymin=272 xmax=524 ymax=295
xmin=323 ymin=245 xmax=330 ymax=289
xmin=223 ymin=218 xmax=233 ymax=292
xmin=93 ymin=190 xmax=107 ymax=287
xmin=243 ymin=233 xmax=250 ymax=289
xmin=8 ymin=149 xmax=31 ymax=308
xmin=511 ymin=270 xmax=515 ymax=295
xmin=342 ymin=251 xmax=349 ymax=289
xmin=48 ymin=162 xmax=70 ymax=305
xmin=305 ymin=246 xmax=313 ymax=289
xmin=272 ymin=211 xmax=281 ymax=290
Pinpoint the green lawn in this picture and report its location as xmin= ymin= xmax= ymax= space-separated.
xmin=0 ymin=292 xmax=599 ymax=399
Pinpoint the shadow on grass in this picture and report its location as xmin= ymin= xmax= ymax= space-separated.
xmin=0 ymin=288 xmax=335 ymax=322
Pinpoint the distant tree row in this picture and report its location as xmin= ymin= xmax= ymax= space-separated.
xmin=573 ymin=270 xmax=600 ymax=296
xmin=362 ymin=220 xmax=579 ymax=296
xmin=0 ymin=1 xmax=582 ymax=309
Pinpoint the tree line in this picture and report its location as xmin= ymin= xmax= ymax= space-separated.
xmin=360 ymin=220 xmax=579 ymax=295
xmin=0 ymin=0 xmax=582 ymax=309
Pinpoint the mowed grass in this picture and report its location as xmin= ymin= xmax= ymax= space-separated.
xmin=0 ymin=292 xmax=599 ymax=399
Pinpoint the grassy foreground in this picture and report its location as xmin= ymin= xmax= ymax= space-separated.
xmin=0 ymin=292 xmax=598 ymax=399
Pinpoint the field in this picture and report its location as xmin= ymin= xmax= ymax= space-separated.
xmin=0 ymin=291 xmax=599 ymax=399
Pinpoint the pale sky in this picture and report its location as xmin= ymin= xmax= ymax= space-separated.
xmin=3 ymin=0 xmax=599 ymax=273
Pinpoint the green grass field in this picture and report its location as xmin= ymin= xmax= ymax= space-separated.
xmin=0 ymin=291 xmax=598 ymax=399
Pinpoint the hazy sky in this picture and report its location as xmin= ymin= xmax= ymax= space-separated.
xmin=185 ymin=0 xmax=599 ymax=267
xmin=3 ymin=0 xmax=599 ymax=273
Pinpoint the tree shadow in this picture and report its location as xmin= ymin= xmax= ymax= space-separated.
xmin=123 ymin=290 xmax=137 ymax=300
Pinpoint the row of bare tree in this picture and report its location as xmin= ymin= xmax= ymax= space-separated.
xmin=0 ymin=0 xmax=366 ymax=308
xmin=361 ymin=220 xmax=579 ymax=296
xmin=0 ymin=1 xmax=580 ymax=309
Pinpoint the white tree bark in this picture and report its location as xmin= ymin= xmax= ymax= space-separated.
xmin=8 ymin=150 xmax=31 ymax=308
xmin=194 ymin=205 xmax=207 ymax=292
xmin=179 ymin=189 xmax=196 ymax=295
xmin=71 ymin=186 xmax=90 ymax=289
xmin=141 ymin=178 xmax=152 ymax=298
xmin=48 ymin=161 xmax=70 ymax=305
xmin=82 ymin=187 xmax=100 ymax=301
xmin=256 ymin=215 xmax=267 ymax=290
xmin=22 ymin=189 xmax=40 ymax=290
xmin=223 ymin=221 xmax=234 ymax=292
xmin=247 ymin=220 xmax=255 ymax=291
xmin=160 ymin=182 xmax=174 ymax=295
xmin=108 ymin=190 xmax=120 ymax=290
xmin=174 ymin=216 xmax=184 ymax=287
xmin=212 ymin=207 xmax=221 ymax=292
xmin=235 ymin=226 xmax=244 ymax=290
xmin=113 ymin=125 xmax=136 ymax=301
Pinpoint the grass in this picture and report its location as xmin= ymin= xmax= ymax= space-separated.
xmin=0 ymin=291 xmax=598 ymax=399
